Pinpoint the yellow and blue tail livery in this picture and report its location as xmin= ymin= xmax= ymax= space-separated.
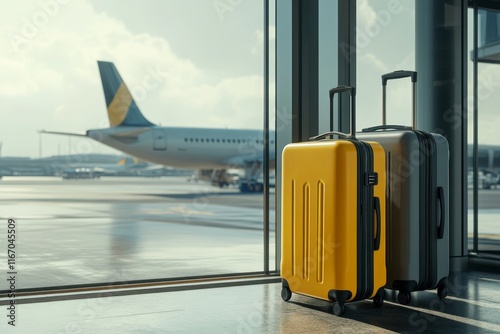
xmin=97 ymin=61 xmax=155 ymax=127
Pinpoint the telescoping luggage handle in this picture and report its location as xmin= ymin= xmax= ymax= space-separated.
xmin=362 ymin=70 xmax=417 ymax=133
xmin=310 ymin=85 xmax=356 ymax=141
xmin=383 ymin=70 xmax=416 ymax=128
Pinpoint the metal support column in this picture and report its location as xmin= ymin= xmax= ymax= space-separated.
xmin=276 ymin=0 xmax=356 ymax=274
xmin=416 ymin=0 xmax=469 ymax=271
xmin=337 ymin=0 xmax=356 ymax=134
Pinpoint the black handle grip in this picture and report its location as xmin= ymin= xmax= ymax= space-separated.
xmin=329 ymin=85 xmax=356 ymax=138
xmin=382 ymin=70 xmax=417 ymax=128
xmin=310 ymin=131 xmax=351 ymax=141
xmin=437 ymin=186 xmax=445 ymax=239
xmin=362 ymin=125 xmax=413 ymax=132
xmin=382 ymin=70 xmax=417 ymax=86
xmin=329 ymin=85 xmax=356 ymax=97
xmin=373 ymin=197 xmax=381 ymax=251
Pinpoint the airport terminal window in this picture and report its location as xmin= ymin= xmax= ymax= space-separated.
xmin=355 ymin=0 xmax=415 ymax=130
xmin=0 ymin=0 xmax=275 ymax=291
xmin=468 ymin=6 xmax=500 ymax=258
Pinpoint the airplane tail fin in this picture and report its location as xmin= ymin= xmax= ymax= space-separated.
xmin=97 ymin=61 xmax=155 ymax=127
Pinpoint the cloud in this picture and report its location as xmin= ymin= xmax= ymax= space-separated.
xmin=0 ymin=58 xmax=40 ymax=96
xmin=0 ymin=0 xmax=266 ymax=157
xmin=357 ymin=0 xmax=377 ymax=29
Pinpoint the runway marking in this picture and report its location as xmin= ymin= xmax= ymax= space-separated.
xmin=164 ymin=206 xmax=214 ymax=216
xmin=80 ymin=309 xmax=185 ymax=321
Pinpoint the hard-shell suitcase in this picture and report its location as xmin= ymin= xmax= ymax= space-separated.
xmin=357 ymin=71 xmax=449 ymax=304
xmin=280 ymin=86 xmax=387 ymax=316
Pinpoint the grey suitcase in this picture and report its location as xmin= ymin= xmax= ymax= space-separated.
xmin=357 ymin=71 xmax=449 ymax=304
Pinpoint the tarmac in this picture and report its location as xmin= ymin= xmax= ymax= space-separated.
xmin=0 ymin=176 xmax=276 ymax=289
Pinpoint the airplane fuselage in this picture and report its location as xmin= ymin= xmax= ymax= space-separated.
xmin=86 ymin=126 xmax=276 ymax=169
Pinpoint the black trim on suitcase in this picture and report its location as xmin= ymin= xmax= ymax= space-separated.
xmin=437 ymin=186 xmax=445 ymax=239
xmin=320 ymin=86 xmax=379 ymax=303
xmin=415 ymin=131 xmax=430 ymax=290
xmin=391 ymin=131 xmax=439 ymax=292
xmin=373 ymin=197 xmax=381 ymax=251
xmin=326 ymin=140 xmax=376 ymax=303
xmin=413 ymin=131 xmax=440 ymax=291
xmin=421 ymin=131 xmax=439 ymax=289
xmin=328 ymin=290 xmax=353 ymax=304
xmin=353 ymin=139 xmax=375 ymax=301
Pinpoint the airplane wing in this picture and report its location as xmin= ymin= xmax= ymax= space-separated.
xmin=39 ymin=130 xmax=87 ymax=137
xmin=41 ymin=128 xmax=151 ymax=138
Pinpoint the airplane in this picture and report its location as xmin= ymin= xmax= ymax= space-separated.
xmin=42 ymin=61 xmax=275 ymax=192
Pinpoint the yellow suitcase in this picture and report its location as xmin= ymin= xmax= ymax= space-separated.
xmin=280 ymin=86 xmax=386 ymax=316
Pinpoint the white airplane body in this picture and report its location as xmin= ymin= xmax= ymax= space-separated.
xmin=86 ymin=126 xmax=274 ymax=169
xmin=43 ymin=61 xmax=275 ymax=192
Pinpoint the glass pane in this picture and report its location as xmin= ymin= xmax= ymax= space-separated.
xmin=268 ymin=0 xmax=277 ymax=272
xmin=468 ymin=7 xmax=475 ymax=252
xmin=468 ymin=8 xmax=500 ymax=257
xmin=356 ymin=0 xmax=415 ymax=129
xmin=0 ymin=0 xmax=268 ymax=289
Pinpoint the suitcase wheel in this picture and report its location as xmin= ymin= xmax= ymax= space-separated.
xmin=373 ymin=294 xmax=384 ymax=308
xmin=332 ymin=302 xmax=346 ymax=316
xmin=397 ymin=291 xmax=411 ymax=305
xmin=437 ymin=285 xmax=448 ymax=300
xmin=281 ymin=287 xmax=292 ymax=301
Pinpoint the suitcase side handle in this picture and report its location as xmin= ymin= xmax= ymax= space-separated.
xmin=329 ymin=85 xmax=356 ymax=138
xmin=373 ymin=197 xmax=381 ymax=251
xmin=437 ymin=187 xmax=446 ymax=239
xmin=381 ymin=70 xmax=417 ymax=128
xmin=361 ymin=125 xmax=413 ymax=132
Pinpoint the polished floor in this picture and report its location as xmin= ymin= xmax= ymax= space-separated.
xmin=1 ymin=265 xmax=500 ymax=333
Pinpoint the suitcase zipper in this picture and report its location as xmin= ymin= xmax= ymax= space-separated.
xmin=349 ymin=139 xmax=375 ymax=301
xmin=414 ymin=131 xmax=438 ymax=290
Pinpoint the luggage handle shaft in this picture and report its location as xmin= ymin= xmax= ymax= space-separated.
xmin=382 ymin=70 xmax=417 ymax=128
xmin=329 ymin=85 xmax=356 ymax=138
xmin=361 ymin=125 xmax=413 ymax=132
xmin=437 ymin=187 xmax=445 ymax=239
xmin=373 ymin=197 xmax=381 ymax=251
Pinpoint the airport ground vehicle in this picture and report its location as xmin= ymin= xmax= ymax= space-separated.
xmin=61 ymin=168 xmax=100 ymax=180
xmin=468 ymin=169 xmax=499 ymax=189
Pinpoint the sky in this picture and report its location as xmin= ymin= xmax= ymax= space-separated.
xmin=0 ymin=0 xmax=499 ymax=158
xmin=0 ymin=0 xmax=269 ymax=158
xmin=355 ymin=0 xmax=500 ymax=149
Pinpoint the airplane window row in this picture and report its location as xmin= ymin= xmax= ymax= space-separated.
xmin=184 ymin=138 xmax=275 ymax=145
